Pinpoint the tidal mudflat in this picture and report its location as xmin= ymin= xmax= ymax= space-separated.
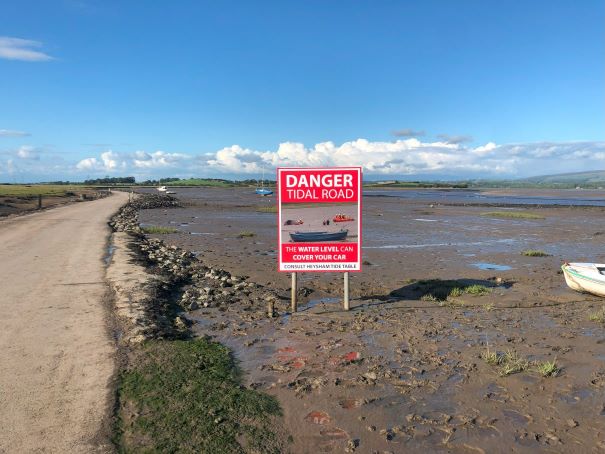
xmin=137 ymin=187 xmax=605 ymax=452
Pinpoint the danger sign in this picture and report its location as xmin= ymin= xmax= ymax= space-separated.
xmin=278 ymin=167 xmax=362 ymax=272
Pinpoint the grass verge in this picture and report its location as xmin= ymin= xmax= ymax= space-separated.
xmin=0 ymin=184 xmax=87 ymax=197
xmin=116 ymin=338 xmax=285 ymax=453
xmin=480 ymin=211 xmax=544 ymax=220
xmin=142 ymin=226 xmax=179 ymax=234
xmin=521 ymin=249 xmax=550 ymax=257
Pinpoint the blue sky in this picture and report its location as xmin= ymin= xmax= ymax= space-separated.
xmin=1 ymin=0 xmax=604 ymax=182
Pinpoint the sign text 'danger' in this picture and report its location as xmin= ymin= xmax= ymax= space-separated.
xmin=285 ymin=173 xmax=353 ymax=188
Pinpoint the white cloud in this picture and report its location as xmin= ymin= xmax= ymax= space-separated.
xmin=22 ymin=139 xmax=605 ymax=181
xmin=76 ymin=157 xmax=100 ymax=171
xmin=16 ymin=145 xmax=40 ymax=160
xmin=0 ymin=37 xmax=54 ymax=62
xmin=0 ymin=129 xmax=30 ymax=137
xmin=201 ymin=139 xmax=605 ymax=178
xmin=132 ymin=150 xmax=191 ymax=168
xmin=75 ymin=149 xmax=190 ymax=173
xmin=100 ymin=150 xmax=123 ymax=170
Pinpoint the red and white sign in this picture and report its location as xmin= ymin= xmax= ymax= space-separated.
xmin=278 ymin=167 xmax=362 ymax=272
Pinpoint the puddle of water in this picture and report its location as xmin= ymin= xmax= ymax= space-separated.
xmin=471 ymin=262 xmax=512 ymax=271
xmin=580 ymin=327 xmax=599 ymax=337
xmin=104 ymin=243 xmax=115 ymax=266
xmin=364 ymin=238 xmax=516 ymax=250
xmin=558 ymin=388 xmax=594 ymax=404
xmin=502 ymin=409 xmax=530 ymax=426
xmin=303 ymin=297 xmax=341 ymax=311
xmin=413 ymin=218 xmax=439 ymax=222
xmin=190 ymin=232 xmax=217 ymax=235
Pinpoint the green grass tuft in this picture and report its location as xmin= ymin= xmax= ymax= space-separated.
xmin=589 ymin=306 xmax=605 ymax=323
xmin=535 ymin=359 xmax=560 ymax=377
xmin=420 ymin=294 xmax=439 ymax=302
xmin=448 ymin=287 xmax=464 ymax=298
xmin=142 ymin=226 xmax=179 ymax=234
xmin=499 ymin=350 xmax=529 ymax=376
xmin=482 ymin=348 xmax=503 ymax=366
xmin=117 ymin=339 xmax=285 ymax=453
xmin=521 ymin=249 xmax=550 ymax=257
xmin=414 ymin=280 xmax=492 ymax=303
xmin=237 ymin=230 xmax=256 ymax=238
xmin=464 ymin=284 xmax=491 ymax=295
xmin=481 ymin=211 xmax=544 ymax=220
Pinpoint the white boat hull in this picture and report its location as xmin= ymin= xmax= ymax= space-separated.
xmin=562 ymin=263 xmax=605 ymax=297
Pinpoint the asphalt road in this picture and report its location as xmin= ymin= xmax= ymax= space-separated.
xmin=0 ymin=192 xmax=128 ymax=453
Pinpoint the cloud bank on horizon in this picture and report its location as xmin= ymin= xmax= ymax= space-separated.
xmin=1 ymin=137 xmax=604 ymax=181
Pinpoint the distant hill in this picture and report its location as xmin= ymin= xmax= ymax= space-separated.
xmin=473 ymin=170 xmax=605 ymax=189
xmin=519 ymin=170 xmax=605 ymax=185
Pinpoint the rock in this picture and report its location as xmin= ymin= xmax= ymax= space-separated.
xmin=566 ymin=418 xmax=578 ymax=428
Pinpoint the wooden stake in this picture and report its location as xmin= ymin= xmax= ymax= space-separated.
xmin=37 ymin=194 xmax=42 ymax=210
xmin=291 ymin=272 xmax=298 ymax=313
xmin=343 ymin=272 xmax=350 ymax=310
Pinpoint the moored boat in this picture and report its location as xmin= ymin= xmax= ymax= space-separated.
xmin=255 ymin=188 xmax=273 ymax=196
xmin=289 ymin=229 xmax=348 ymax=242
xmin=562 ymin=262 xmax=605 ymax=297
xmin=255 ymin=167 xmax=273 ymax=196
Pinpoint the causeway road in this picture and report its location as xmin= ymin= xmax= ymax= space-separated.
xmin=0 ymin=192 xmax=128 ymax=453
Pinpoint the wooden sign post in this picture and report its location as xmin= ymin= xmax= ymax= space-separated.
xmin=291 ymin=272 xmax=298 ymax=312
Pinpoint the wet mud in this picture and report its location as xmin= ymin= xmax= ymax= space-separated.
xmin=137 ymin=188 xmax=605 ymax=452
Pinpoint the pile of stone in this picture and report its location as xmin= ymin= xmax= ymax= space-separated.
xmin=109 ymin=193 xmax=180 ymax=233
xmin=108 ymin=192 xmax=284 ymax=338
xmin=130 ymin=193 xmax=180 ymax=210
xmin=136 ymin=236 xmax=270 ymax=311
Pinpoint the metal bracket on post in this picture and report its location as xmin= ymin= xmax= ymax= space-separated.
xmin=291 ymin=272 xmax=298 ymax=313
xmin=343 ymin=271 xmax=350 ymax=311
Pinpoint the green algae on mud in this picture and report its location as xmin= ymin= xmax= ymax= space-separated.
xmin=480 ymin=211 xmax=545 ymax=220
xmin=116 ymin=338 xmax=286 ymax=453
xmin=521 ymin=249 xmax=551 ymax=257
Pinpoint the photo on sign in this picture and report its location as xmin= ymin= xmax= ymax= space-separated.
xmin=281 ymin=202 xmax=358 ymax=244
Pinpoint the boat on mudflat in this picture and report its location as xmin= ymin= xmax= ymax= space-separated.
xmin=255 ymin=188 xmax=273 ymax=196
xmin=289 ymin=230 xmax=348 ymax=242
xmin=562 ymin=262 xmax=605 ymax=297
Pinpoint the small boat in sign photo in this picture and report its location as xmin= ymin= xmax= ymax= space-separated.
xmin=289 ymin=229 xmax=348 ymax=242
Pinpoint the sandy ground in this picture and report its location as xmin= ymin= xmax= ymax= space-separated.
xmin=0 ymin=191 xmax=128 ymax=453
xmin=136 ymin=187 xmax=605 ymax=452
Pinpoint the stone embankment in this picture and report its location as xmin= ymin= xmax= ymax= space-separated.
xmin=107 ymin=194 xmax=283 ymax=343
